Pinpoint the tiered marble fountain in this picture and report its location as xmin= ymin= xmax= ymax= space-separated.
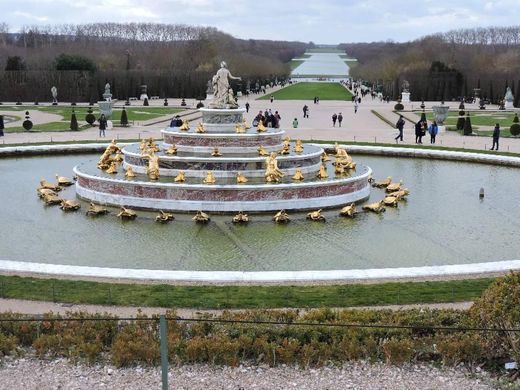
xmin=74 ymin=63 xmax=372 ymax=213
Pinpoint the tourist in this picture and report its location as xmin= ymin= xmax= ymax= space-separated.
xmin=332 ymin=113 xmax=338 ymax=127
xmin=270 ymin=95 xmax=274 ymax=103
xmin=354 ymin=100 xmax=359 ymax=114
xmin=292 ymin=118 xmax=298 ymax=128
xmin=0 ymin=115 xmax=4 ymax=137
xmin=253 ymin=110 xmax=264 ymax=127
xmin=490 ymin=123 xmax=500 ymax=150
xmin=170 ymin=115 xmax=182 ymax=127
xmin=274 ymin=111 xmax=281 ymax=128
xmin=303 ymin=104 xmax=309 ymax=118
xmin=415 ymin=119 xmax=425 ymax=144
xmin=98 ymin=114 xmax=107 ymax=137
xmin=245 ymin=102 xmax=250 ymax=113
xmin=395 ymin=115 xmax=405 ymax=142
xmin=338 ymin=113 xmax=343 ymax=127
xmin=428 ymin=120 xmax=439 ymax=144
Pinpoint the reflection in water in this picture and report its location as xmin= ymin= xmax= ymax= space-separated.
xmin=0 ymin=153 xmax=519 ymax=271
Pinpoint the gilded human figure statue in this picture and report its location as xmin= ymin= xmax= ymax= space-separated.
xmin=210 ymin=61 xmax=241 ymax=108
xmin=265 ymin=152 xmax=284 ymax=182
xmin=145 ymin=151 xmax=160 ymax=180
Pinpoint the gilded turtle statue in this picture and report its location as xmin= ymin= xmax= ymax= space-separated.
xmin=383 ymin=196 xmax=399 ymax=207
xmin=37 ymin=188 xmax=57 ymax=198
xmin=174 ymin=171 xmax=186 ymax=182
xmin=273 ymin=210 xmax=290 ymax=223
xmin=340 ymin=203 xmax=357 ymax=218
xmin=362 ymin=201 xmax=386 ymax=213
xmin=117 ymin=207 xmax=137 ymax=220
xmin=59 ymin=199 xmax=81 ymax=211
xmin=386 ymin=181 xmax=403 ymax=193
xmin=306 ymin=209 xmax=326 ymax=222
xmin=55 ymin=174 xmax=74 ymax=186
xmin=372 ymin=176 xmax=392 ymax=188
xmin=86 ymin=202 xmax=109 ymax=216
xmin=192 ymin=210 xmax=210 ymax=223
xmin=42 ymin=193 xmax=62 ymax=205
xmin=39 ymin=179 xmax=61 ymax=191
xmin=232 ymin=211 xmax=249 ymax=224
xmin=156 ymin=210 xmax=174 ymax=223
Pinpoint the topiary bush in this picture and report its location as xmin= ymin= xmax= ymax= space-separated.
xmin=420 ymin=111 xmax=426 ymax=122
xmin=463 ymin=113 xmax=472 ymax=135
xmin=510 ymin=113 xmax=520 ymax=136
xmin=120 ymin=107 xmax=129 ymax=127
xmin=394 ymin=101 xmax=404 ymax=111
xmin=85 ymin=108 xmax=96 ymax=125
xmin=143 ymin=97 xmax=149 ymax=106
xmin=70 ymin=110 xmax=78 ymax=131
xmin=22 ymin=111 xmax=33 ymax=131
xmin=469 ymin=271 xmax=520 ymax=363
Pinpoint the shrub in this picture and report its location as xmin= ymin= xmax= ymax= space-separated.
xmin=0 ymin=333 xmax=18 ymax=356
xmin=420 ymin=111 xmax=426 ymax=122
xmin=382 ymin=338 xmax=414 ymax=365
xmin=463 ymin=113 xmax=472 ymax=135
xmin=111 ymin=321 xmax=159 ymax=367
xmin=120 ymin=107 xmax=129 ymax=127
xmin=458 ymin=101 xmax=465 ymax=110
xmin=70 ymin=110 xmax=78 ymax=131
xmin=436 ymin=334 xmax=485 ymax=368
xmin=456 ymin=116 xmax=465 ymax=130
xmin=394 ymin=102 xmax=404 ymax=111
xmin=510 ymin=114 xmax=520 ymax=136
xmin=85 ymin=108 xmax=96 ymax=125
xmin=143 ymin=97 xmax=149 ymax=106
xmin=469 ymin=271 xmax=520 ymax=363
xmin=54 ymin=53 xmax=96 ymax=72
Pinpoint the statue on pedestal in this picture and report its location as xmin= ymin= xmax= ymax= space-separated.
xmin=51 ymin=86 xmax=58 ymax=105
xmin=504 ymin=87 xmax=514 ymax=109
xmin=209 ymin=61 xmax=241 ymax=109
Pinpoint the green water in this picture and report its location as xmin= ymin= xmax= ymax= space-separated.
xmin=1 ymin=153 xmax=519 ymax=271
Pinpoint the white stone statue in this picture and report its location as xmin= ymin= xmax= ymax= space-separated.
xmin=504 ymin=87 xmax=514 ymax=109
xmin=51 ymin=86 xmax=58 ymax=103
xmin=209 ymin=61 xmax=241 ymax=108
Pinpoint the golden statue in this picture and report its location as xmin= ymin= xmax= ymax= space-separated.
xmin=257 ymin=120 xmax=267 ymax=132
xmin=235 ymin=123 xmax=246 ymax=133
xmin=273 ymin=209 xmax=290 ymax=223
xmin=125 ymin=166 xmax=136 ymax=178
xmin=97 ymin=145 xmax=115 ymax=169
xmin=279 ymin=138 xmax=290 ymax=155
xmin=195 ymin=122 xmax=206 ymax=133
xmin=243 ymin=118 xmax=251 ymax=129
xmin=306 ymin=209 xmax=326 ymax=222
xmin=42 ymin=193 xmax=62 ymax=205
xmin=386 ymin=180 xmax=403 ymax=193
xmin=265 ymin=152 xmax=284 ymax=183
xmin=145 ymin=137 xmax=159 ymax=153
xmin=292 ymin=169 xmax=304 ymax=181
xmin=117 ymin=206 xmax=137 ymax=220
xmin=144 ymin=151 xmax=160 ymax=180
xmin=316 ymin=164 xmax=328 ymax=179
xmin=139 ymin=139 xmax=146 ymax=153
xmin=211 ymin=146 xmax=222 ymax=157
xmin=236 ymin=172 xmax=248 ymax=184
xmin=113 ymin=150 xmax=123 ymax=163
xmin=86 ymin=202 xmax=109 ymax=216
xmin=203 ymin=171 xmax=216 ymax=184
xmin=174 ymin=171 xmax=186 ymax=182
xmin=39 ymin=179 xmax=62 ymax=191
xmin=156 ymin=210 xmax=174 ymax=223
xmin=321 ymin=152 xmax=330 ymax=162
xmin=383 ymin=196 xmax=399 ymax=207
xmin=334 ymin=163 xmax=345 ymax=175
xmin=106 ymin=161 xmax=118 ymax=174
xmin=340 ymin=203 xmax=357 ymax=218
xmin=372 ymin=176 xmax=392 ymax=188
xmin=179 ymin=120 xmax=190 ymax=131
xmin=387 ymin=188 xmax=410 ymax=200
xmin=257 ymin=145 xmax=269 ymax=156
xmin=37 ymin=188 xmax=57 ymax=198
xmin=294 ymin=140 xmax=304 ymax=153
xmin=362 ymin=201 xmax=386 ymax=213
xmin=193 ymin=210 xmax=210 ymax=223
xmin=232 ymin=211 xmax=249 ymax=223
xmin=165 ymin=144 xmax=178 ymax=155
xmin=59 ymin=199 xmax=81 ymax=211
xmin=334 ymin=145 xmax=356 ymax=170
xmin=55 ymin=174 xmax=74 ymax=186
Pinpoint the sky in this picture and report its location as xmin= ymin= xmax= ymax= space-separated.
xmin=1 ymin=0 xmax=519 ymax=44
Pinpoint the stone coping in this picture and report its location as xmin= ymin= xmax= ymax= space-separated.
xmin=161 ymin=128 xmax=286 ymax=138
xmin=0 ymin=259 xmax=518 ymax=282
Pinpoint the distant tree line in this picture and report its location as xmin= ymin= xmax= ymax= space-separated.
xmin=0 ymin=23 xmax=307 ymax=102
xmin=340 ymin=26 xmax=520 ymax=105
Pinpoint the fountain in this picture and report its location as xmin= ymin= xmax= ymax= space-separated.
xmin=74 ymin=63 xmax=372 ymax=212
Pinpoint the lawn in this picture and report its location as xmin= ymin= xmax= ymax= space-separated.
xmin=0 ymin=275 xmax=494 ymax=309
xmin=259 ymin=82 xmax=353 ymax=101
xmin=423 ymin=111 xmax=517 ymax=127
xmin=290 ymin=60 xmax=305 ymax=70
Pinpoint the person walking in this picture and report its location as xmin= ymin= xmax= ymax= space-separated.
xmin=490 ymin=123 xmax=500 ymax=150
xmin=303 ymin=104 xmax=309 ymax=118
xmin=292 ymin=118 xmax=298 ymax=128
xmin=354 ymin=100 xmax=359 ymax=114
xmin=98 ymin=114 xmax=107 ymax=137
xmin=337 ymin=113 xmax=343 ymax=127
xmin=332 ymin=113 xmax=338 ymax=127
xmin=428 ymin=120 xmax=439 ymax=144
xmin=269 ymin=95 xmax=274 ymax=103
xmin=0 ymin=115 xmax=4 ymax=137
xmin=395 ymin=115 xmax=405 ymax=142
xmin=415 ymin=119 xmax=424 ymax=144
xmin=245 ymin=102 xmax=250 ymax=113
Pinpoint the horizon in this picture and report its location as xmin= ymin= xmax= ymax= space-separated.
xmin=1 ymin=0 xmax=519 ymax=44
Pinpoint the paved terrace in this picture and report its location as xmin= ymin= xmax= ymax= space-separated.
xmin=1 ymin=93 xmax=519 ymax=153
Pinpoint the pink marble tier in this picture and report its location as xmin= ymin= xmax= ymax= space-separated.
xmin=162 ymin=129 xmax=284 ymax=149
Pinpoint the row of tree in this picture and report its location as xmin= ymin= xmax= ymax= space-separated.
xmin=341 ymin=26 xmax=520 ymax=104
xmin=0 ymin=23 xmax=307 ymax=101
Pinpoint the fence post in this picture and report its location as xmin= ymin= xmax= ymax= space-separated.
xmin=52 ymin=282 xmax=56 ymax=302
xmin=159 ymin=315 xmax=169 ymax=390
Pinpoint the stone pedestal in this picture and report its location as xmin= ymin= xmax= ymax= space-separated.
xmin=98 ymin=101 xmax=113 ymax=119
xmin=505 ymin=100 xmax=514 ymax=110
xmin=437 ymin=125 xmax=446 ymax=134
xmin=401 ymin=92 xmax=410 ymax=103
xmin=199 ymin=108 xmax=246 ymax=133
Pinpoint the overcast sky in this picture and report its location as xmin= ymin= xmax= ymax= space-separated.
xmin=1 ymin=0 xmax=519 ymax=44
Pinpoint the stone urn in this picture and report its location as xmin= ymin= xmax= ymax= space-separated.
xmin=432 ymin=105 xmax=450 ymax=125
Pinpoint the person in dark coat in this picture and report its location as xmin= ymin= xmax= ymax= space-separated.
xmin=98 ymin=114 xmax=107 ymax=137
xmin=337 ymin=112 xmax=343 ymax=127
xmin=0 ymin=115 xmax=4 ymax=137
xmin=415 ymin=120 xmax=425 ymax=144
xmin=428 ymin=120 xmax=439 ymax=144
xmin=245 ymin=102 xmax=250 ymax=113
xmin=395 ymin=115 xmax=405 ymax=142
xmin=332 ymin=113 xmax=337 ymax=127
xmin=490 ymin=123 xmax=500 ymax=150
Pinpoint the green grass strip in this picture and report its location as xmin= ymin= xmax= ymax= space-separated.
xmin=0 ymin=275 xmax=494 ymax=309
xmin=258 ymin=82 xmax=352 ymax=101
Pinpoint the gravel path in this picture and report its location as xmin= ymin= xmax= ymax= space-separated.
xmin=0 ymin=357 xmax=500 ymax=390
